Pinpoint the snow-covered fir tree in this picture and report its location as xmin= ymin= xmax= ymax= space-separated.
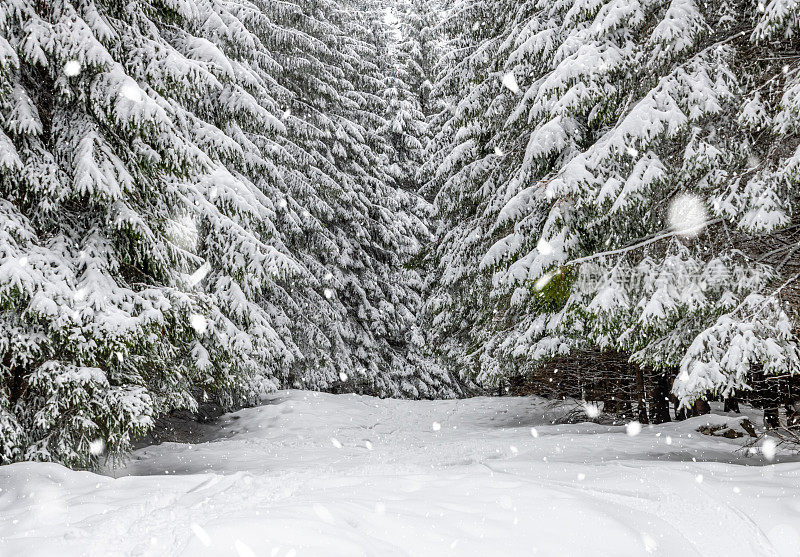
xmin=261 ymin=0 xmax=457 ymax=398
xmin=421 ymin=0 xmax=528 ymax=383
xmin=425 ymin=0 xmax=800 ymax=410
xmin=380 ymin=0 xmax=446 ymax=192
xmin=380 ymin=1 xmax=429 ymax=192
xmin=0 ymin=0 xmax=305 ymax=467
xmin=395 ymin=0 xmax=444 ymax=122
xmin=0 ymin=0 xmax=457 ymax=468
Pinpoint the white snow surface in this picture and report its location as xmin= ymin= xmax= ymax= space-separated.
xmin=2 ymin=391 xmax=800 ymax=556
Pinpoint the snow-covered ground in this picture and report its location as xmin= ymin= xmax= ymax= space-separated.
xmin=2 ymin=391 xmax=800 ymax=556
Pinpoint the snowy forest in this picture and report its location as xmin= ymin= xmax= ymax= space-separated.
xmin=2 ymin=0 xmax=800 ymax=554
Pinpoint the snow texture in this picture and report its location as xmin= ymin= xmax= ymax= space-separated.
xmin=2 ymin=391 xmax=799 ymax=556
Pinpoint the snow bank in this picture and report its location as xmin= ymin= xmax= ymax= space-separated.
xmin=2 ymin=391 xmax=799 ymax=556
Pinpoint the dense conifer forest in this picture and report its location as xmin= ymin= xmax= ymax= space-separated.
xmin=1 ymin=0 xmax=799 ymax=469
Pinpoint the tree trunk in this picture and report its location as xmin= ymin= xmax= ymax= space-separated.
xmin=763 ymin=376 xmax=781 ymax=429
xmin=621 ymin=374 xmax=634 ymax=421
xmin=787 ymin=403 xmax=800 ymax=428
xmin=787 ymin=378 xmax=799 ymax=427
xmin=602 ymin=374 xmax=623 ymax=415
xmin=690 ymin=399 xmax=711 ymax=417
xmin=5 ymin=350 xmax=25 ymax=407
xmin=753 ymin=367 xmax=781 ymax=428
xmin=764 ymin=407 xmax=780 ymax=429
xmin=723 ymin=393 xmax=740 ymax=413
xmin=649 ymin=370 xmax=672 ymax=424
xmin=635 ymin=366 xmax=649 ymax=424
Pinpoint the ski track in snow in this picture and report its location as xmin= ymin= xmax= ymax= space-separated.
xmin=2 ymin=390 xmax=800 ymax=556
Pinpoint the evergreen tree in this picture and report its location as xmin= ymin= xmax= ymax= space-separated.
xmin=0 ymin=0 xmax=304 ymax=467
xmin=421 ymin=0 xmax=529 ymax=384
xmin=395 ymin=0 xmax=443 ymax=121
xmin=0 ymin=0 xmax=458 ymax=468
xmin=381 ymin=3 xmax=427 ymax=192
xmin=258 ymin=0 xmax=456 ymax=398
xmin=426 ymin=0 xmax=800 ymax=410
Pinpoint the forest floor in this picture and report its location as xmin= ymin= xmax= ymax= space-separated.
xmin=2 ymin=391 xmax=800 ymax=556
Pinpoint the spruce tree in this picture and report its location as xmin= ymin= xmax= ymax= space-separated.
xmin=0 ymin=0 xmax=303 ymax=467
xmin=422 ymin=0 xmax=530 ymax=384
xmin=381 ymin=2 xmax=428 ymax=192
xmin=426 ymin=0 xmax=800 ymax=408
xmin=0 ymin=0 xmax=458 ymax=468
xmin=255 ymin=0 xmax=456 ymax=398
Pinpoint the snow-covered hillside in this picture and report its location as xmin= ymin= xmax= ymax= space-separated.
xmin=2 ymin=391 xmax=799 ymax=556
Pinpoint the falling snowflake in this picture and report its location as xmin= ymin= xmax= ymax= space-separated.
xmin=63 ymin=60 xmax=81 ymax=77
xmin=625 ymin=146 xmax=639 ymax=158
xmin=365 ymin=440 xmax=373 ymax=451
xmin=665 ymin=435 xmax=673 ymax=445
xmin=625 ymin=421 xmax=642 ymax=436
xmin=577 ymin=473 xmax=586 ymax=481
xmin=89 ymin=439 xmax=105 ymax=456
xmin=120 ymin=80 xmax=143 ymax=102
xmin=324 ymin=271 xmax=334 ymax=281
xmin=510 ymin=445 xmax=519 ymax=455
xmin=641 ymin=533 xmax=658 ymax=553
xmin=313 ymin=503 xmax=335 ymax=524
xmin=582 ymin=401 xmax=601 ymax=419
xmin=530 ymin=427 xmax=539 ymax=438
xmin=187 ymin=262 xmax=211 ymax=287
xmin=762 ymin=438 xmax=777 ymax=461
xmin=339 ymin=371 xmax=348 ymax=381
xmin=431 ymin=422 xmax=441 ymax=431
xmin=233 ymin=539 xmax=256 ymax=557
xmin=331 ymin=437 xmax=342 ymax=448
xmin=668 ymin=193 xmax=708 ymax=238
xmin=189 ymin=313 xmax=208 ymax=335
xmin=695 ymin=474 xmax=704 ymax=484
xmin=502 ymin=73 xmax=521 ymax=94
xmin=534 ymin=272 xmax=554 ymax=292
xmin=324 ymin=288 xmax=334 ymax=299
